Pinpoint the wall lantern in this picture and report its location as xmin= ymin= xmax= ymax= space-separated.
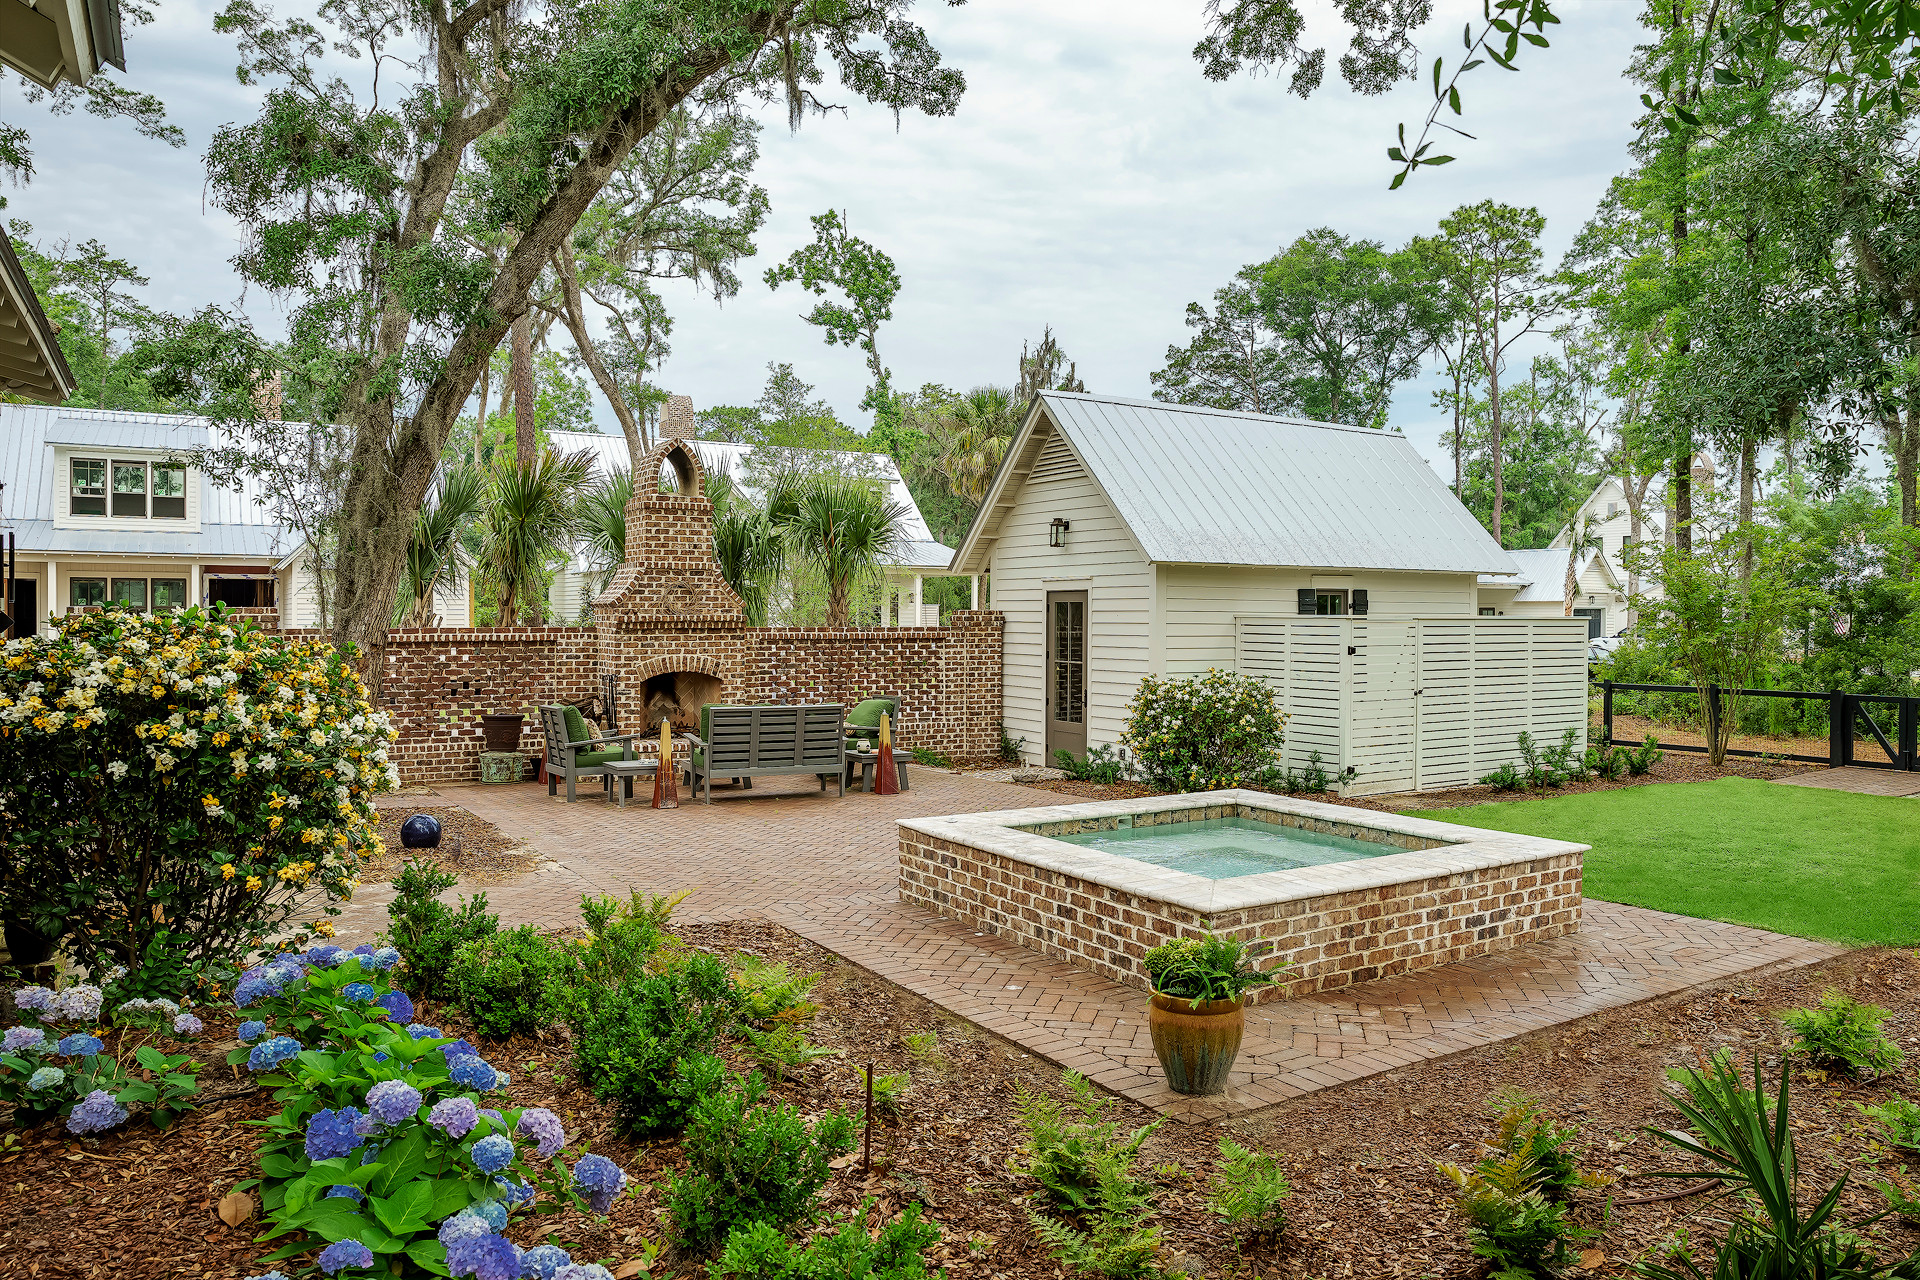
xmin=1049 ymin=518 xmax=1070 ymax=548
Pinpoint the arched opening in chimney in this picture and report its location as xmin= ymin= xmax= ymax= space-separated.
xmin=642 ymin=669 xmax=724 ymax=731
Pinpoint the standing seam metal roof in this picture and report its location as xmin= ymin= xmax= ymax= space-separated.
xmin=1030 ymin=392 xmax=1519 ymax=576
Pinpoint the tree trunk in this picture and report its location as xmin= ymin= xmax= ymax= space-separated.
xmin=511 ymin=311 xmax=536 ymax=468
xmin=474 ymin=360 xmax=491 ymax=468
xmin=826 ymin=574 xmax=850 ymax=628
xmin=552 ymin=242 xmax=647 ymax=475
xmin=1488 ymin=354 xmax=1504 ymax=547
xmin=1673 ymin=453 xmax=1693 ymax=555
xmin=1885 ymin=410 xmax=1920 ymax=529
xmin=1450 ymin=352 xmax=1465 ymax=497
xmin=1738 ymin=434 xmax=1757 ymax=580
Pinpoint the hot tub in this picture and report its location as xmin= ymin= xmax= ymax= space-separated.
xmin=898 ymin=790 xmax=1586 ymax=1001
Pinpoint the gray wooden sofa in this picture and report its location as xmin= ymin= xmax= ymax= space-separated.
xmin=686 ymin=704 xmax=847 ymax=803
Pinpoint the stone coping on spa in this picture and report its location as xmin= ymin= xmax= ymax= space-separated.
xmin=896 ymin=789 xmax=1590 ymax=916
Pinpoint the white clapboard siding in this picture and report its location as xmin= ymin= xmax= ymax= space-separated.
xmin=1236 ymin=616 xmax=1588 ymax=797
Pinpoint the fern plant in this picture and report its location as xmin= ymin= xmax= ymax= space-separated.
xmin=740 ymin=1022 xmax=840 ymax=1082
xmin=1012 ymin=1071 xmax=1163 ymax=1213
xmin=1024 ymin=1157 xmax=1163 ymax=1279
xmin=1781 ymin=990 xmax=1905 ymax=1077
xmin=1437 ymin=1090 xmax=1607 ymax=1277
xmin=1861 ymin=1096 xmax=1920 ymax=1152
xmin=729 ymin=954 xmax=823 ymax=1027
xmin=1209 ymin=1137 xmax=1289 ymax=1242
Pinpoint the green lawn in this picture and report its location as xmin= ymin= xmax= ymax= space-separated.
xmin=1404 ymin=776 xmax=1920 ymax=947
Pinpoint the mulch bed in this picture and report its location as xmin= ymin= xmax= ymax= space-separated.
xmin=7 ymin=923 xmax=1920 ymax=1277
xmin=366 ymin=805 xmax=541 ymax=885
xmin=1013 ymin=747 xmax=1819 ymax=812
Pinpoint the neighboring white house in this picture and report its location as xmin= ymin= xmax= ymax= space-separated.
xmin=948 ymin=392 xmax=1598 ymax=787
xmin=543 ymin=426 xmax=967 ymax=625
xmin=1474 ymin=547 xmax=1630 ymax=638
xmin=0 ymin=403 xmax=467 ymax=632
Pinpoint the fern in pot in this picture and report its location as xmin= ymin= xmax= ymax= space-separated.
xmin=1143 ymin=934 xmax=1283 ymax=1095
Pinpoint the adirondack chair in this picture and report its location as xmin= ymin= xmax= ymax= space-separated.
xmin=538 ymin=704 xmax=640 ymax=803
xmin=685 ymin=704 xmax=847 ymax=803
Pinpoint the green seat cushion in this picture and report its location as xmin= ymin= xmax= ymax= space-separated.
xmin=562 ymin=704 xmax=592 ymax=747
xmin=574 ymin=750 xmax=630 ymax=767
xmin=848 ymin=698 xmax=896 ymax=729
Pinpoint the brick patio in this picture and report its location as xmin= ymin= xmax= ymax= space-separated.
xmin=347 ymin=771 xmax=1841 ymax=1123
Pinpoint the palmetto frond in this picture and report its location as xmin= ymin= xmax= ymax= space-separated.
xmin=397 ymin=466 xmax=483 ymax=626
xmin=934 ymin=385 xmax=1019 ymax=505
xmin=778 ymin=471 xmax=905 ymax=627
xmin=480 ymin=447 xmax=595 ymax=625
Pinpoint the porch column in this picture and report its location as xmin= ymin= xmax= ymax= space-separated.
xmin=912 ymin=574 xmax=923 ymax=626
xmin=45 ymin=559 xmax=58 ymax=620
xmin=189 ymin=562 xmax=202 ymax=609
xmin=969 ymin=574 xmax=979 ymax=610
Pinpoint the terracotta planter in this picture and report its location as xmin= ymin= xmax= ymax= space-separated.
xmin=479 ymin=713 xmax=525 ymax=753
xmin=1148 ymin=991 xmax=1245 ymax=1095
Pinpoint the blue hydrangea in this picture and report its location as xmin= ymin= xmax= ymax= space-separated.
xmin=469 ymin=1199 xmax=508 ymax=1232
xmin=469 ymin=1133 xmax=514 ymax=1175
xmin=307 ymin=945 xmax=347 ymax=969
xmin=570 ymin=1154 xmax=627 ymax=1215
xmin=550 ymin=1266 xmax=615 ymax=1280
xmin=171 ymin=1012 xmax=204 ymax=1035
xmin=236 ymin=1019 xmax=268 ymax=1044
xmin=437 ymin=1210 xmax=493 ymax=1247
xmin=353 ymin=1111 xmax=382 ymax=1138
xmin=244 ymin=1272 xmax=292 ymax=1280
xmin=369 ymin=947 xmax=401 ymax=971
xmin=2 ymin=1026 xmax=45 ymax=1053
xmin=325 ymin=1185 xmax=365 ymax=1203
xmin=248 ymin=1036 xmax=302 ymax=1072
xmin=407 ymin=1023 xmax=443 ymax=1040
xmin=66 ymin=1089 xmax=128 ymax=1135
xmin=233 ymin=975 xmax=284 ymax=1008
xmin=342 ymin=982 xmax=376 ymax=1002
xmin=375 ymin=990 xmax=415 ymax=1023
xmin=447 ymin=1233 xmax=520 ymax=1280
xmin=27 ymin=1066 xmax=63 ymax=1091
xmin=518 ymin=1244 xmax=572 ymax=1280
xmin=428 ymin=1096 xmax=479 ymax=1139
xmin=317 ymin=1238 xmax=374 ymax=1274
xmin=450 ymin=1056 xmax=500 ymax=1091
xmin=493 ymin=1176 xmax=534 ymax=1207
xmin=479 ymin=1108 xmax=505 ymax=1130
xmin=516 ymin=1107 xmax=565 ymax=1158
xmin=441 ymin=1039 xmax=478 ymax=1060
xmin=56 ymin=1034 xmax=104 ymax=1057
xmin=351 ymin=944 xmax=376 ymax=958
xmin=305 ymin=1107 xmax=365 ymax=1161
xmin=14 ymin=986 xmax=55 ymax=1013
xmin=366 ymin=1078 xmax=422 ymax=1125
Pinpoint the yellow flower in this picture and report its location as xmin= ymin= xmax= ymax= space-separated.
xmin=312 ymin=921 xmax=336 ymax=938
xmin=245 ymin=875 xmax=262 ymax=890
xmin=269 ymin=815 xmax=283 ymax=831
xmin=221 ymin=863 xmax=236 ymax=880
xmin=213 ymin=731 xmax=230 ymax=747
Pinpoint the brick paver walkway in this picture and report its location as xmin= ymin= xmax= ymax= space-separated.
xmin=1777 ymin=766 xmax=1920 ymax=797
xmin=351 ymin=773 xmax=1842 ymax=1122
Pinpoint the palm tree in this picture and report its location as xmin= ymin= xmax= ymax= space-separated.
xmin=934 ymin=385 xmax=1020 ymax=505
xmin=577 ymin=469 xmax=634 ymax=598
xmin=479 ymin=447 xmax=595 ymax=625
xmin=396 ymin=467 xmax=483 ymax=626
xmin=778 ymin=472 xmax=906 ymax=627
xmin=1561 ymin=511 xmax=1603 ymax=617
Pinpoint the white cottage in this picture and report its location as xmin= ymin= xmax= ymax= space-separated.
xmin=950 ymin=392 xmax=1566 ymax=776
xmin=1474 ymin=547 xmax=1630 ymax=638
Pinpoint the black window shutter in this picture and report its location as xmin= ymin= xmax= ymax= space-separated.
xmin=1297 ymin=588 xmax=1316 ymax=615
xmin=1351 ymin=589 xmax=1369 ymax=616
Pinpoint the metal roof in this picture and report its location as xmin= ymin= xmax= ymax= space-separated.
xmin=546 ymin=429 xmax=956 ymax=570
xmin=1484 ymin=548 xmax=1621 ymax=602
xmin=954 ymin=392 xmax=1520 ymax=575
xmin=0 ymin=403 xmax=296 ymax=559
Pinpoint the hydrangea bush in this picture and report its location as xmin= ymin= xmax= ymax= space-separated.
xmin=0 ymin=605 xmax=398 ymax=997
xmin=236 ymin=948 xmax=629 ymax=1278
xmin=2 ymin=977 xmax=204 ymax=1132
xmin=1121 ymin=669 xmax=1288 ymax=792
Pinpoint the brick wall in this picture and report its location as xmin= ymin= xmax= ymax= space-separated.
xmin=898 ymin=819 xmax=1581 ymax=1001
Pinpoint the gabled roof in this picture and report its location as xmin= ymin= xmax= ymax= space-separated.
xmin=1479 ymin=548 xmax=1624 ymax=602
xmin=546 ymin=429 xmax=957 ymax=571
xmin=952 ymin=392 xmax=1519 ymax=576
xmin=0 ymin=235 xmax=76 ymax=403
xmin=0 ymin=403 xmax=297 ymax=559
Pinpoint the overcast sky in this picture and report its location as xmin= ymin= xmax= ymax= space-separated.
xmin=15 ymin=0 xmax=1649 ymax=472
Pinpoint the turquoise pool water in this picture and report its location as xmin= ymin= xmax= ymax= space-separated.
xmin=1054 ymin=816 xmax=1395 ymax=879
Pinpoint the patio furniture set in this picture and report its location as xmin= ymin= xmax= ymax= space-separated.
xmin=535 ymin=698 xmax=913 ymax=805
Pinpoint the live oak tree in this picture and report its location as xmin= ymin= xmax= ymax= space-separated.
xmin=1150 ymin=262 xmax=1291 ymax=414
xmin=132 ymin=0 xmax=962 ymax=691
xmin=765 ymin=208 xmax=901 ymax=413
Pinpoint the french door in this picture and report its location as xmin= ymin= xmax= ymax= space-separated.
xmin=1045 ymin=591 xmax=1087 ymax=759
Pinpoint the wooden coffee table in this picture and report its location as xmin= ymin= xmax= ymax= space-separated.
xmin=602 ymin=759 xmax=658 ymax=808
xmin=844 ymin=748 xmax=912 ymax=794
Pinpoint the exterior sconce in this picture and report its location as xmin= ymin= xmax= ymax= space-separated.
xmin=1049 ymin=518 xmax=1070 ymax=548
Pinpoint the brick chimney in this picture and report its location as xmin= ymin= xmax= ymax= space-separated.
xmin=660 ymin=394 xmax=696 ymax=440
xmin=253 ymin=371 xmax=284 ymax=422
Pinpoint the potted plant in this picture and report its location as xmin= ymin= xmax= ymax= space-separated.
xmin=478 ymin=709 xmax=526 ymax=753
xmin=1143 ymin=934 xmax=1284 ymax=1095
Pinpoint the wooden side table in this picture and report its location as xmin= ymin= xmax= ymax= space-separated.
xmin=844 ymin=748 xmax=913 ymax=794
xmin=601 ymin=759 xmax=657 ymax=808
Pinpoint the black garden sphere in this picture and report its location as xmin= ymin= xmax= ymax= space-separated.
xmin=399 ymin=814 xmax=443 ymax=849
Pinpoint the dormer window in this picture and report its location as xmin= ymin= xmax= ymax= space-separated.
xmin=68 ymin=457 xmax=188 ymax=519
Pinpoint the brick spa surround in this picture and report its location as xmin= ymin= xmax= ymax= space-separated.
xmin=358 ymin=438 xmax=1004 ymax=785
xmin=898 ymin=790 xmax=1586 ymax=1001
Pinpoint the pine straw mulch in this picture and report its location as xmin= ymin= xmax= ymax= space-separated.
xmin=363 ymin=805 xmax=541 ymax=886
xmin=1015 ymin=747 xmax=1820 ymax=812
xmin=7 ymin=923 xmax=1920 ymax=1279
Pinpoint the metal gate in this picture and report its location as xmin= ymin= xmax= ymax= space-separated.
xmin=1840 ymin=695 xmax=1920 ymax=770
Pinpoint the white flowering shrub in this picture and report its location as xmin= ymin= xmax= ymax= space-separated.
xmin=0 ymin=606 xmax=398 ymax=997
xmin=1121 ymin=669 xmax=1287 ymax=792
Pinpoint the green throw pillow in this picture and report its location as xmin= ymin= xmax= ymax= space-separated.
xmin=848 ymin=698 xmax=894 ymax=729
xmin=562 ymin=704 xmax=592 ymax=747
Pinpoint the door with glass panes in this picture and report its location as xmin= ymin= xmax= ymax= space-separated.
xmin=1045 ymin=591 xmax=1087 ymax=759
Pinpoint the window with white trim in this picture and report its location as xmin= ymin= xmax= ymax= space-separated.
xmin=68 ymin=458 xmax=190 ymax=520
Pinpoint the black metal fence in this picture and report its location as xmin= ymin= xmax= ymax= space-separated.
xmin=1596 ymin=680 xmax=1920 ymax=771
